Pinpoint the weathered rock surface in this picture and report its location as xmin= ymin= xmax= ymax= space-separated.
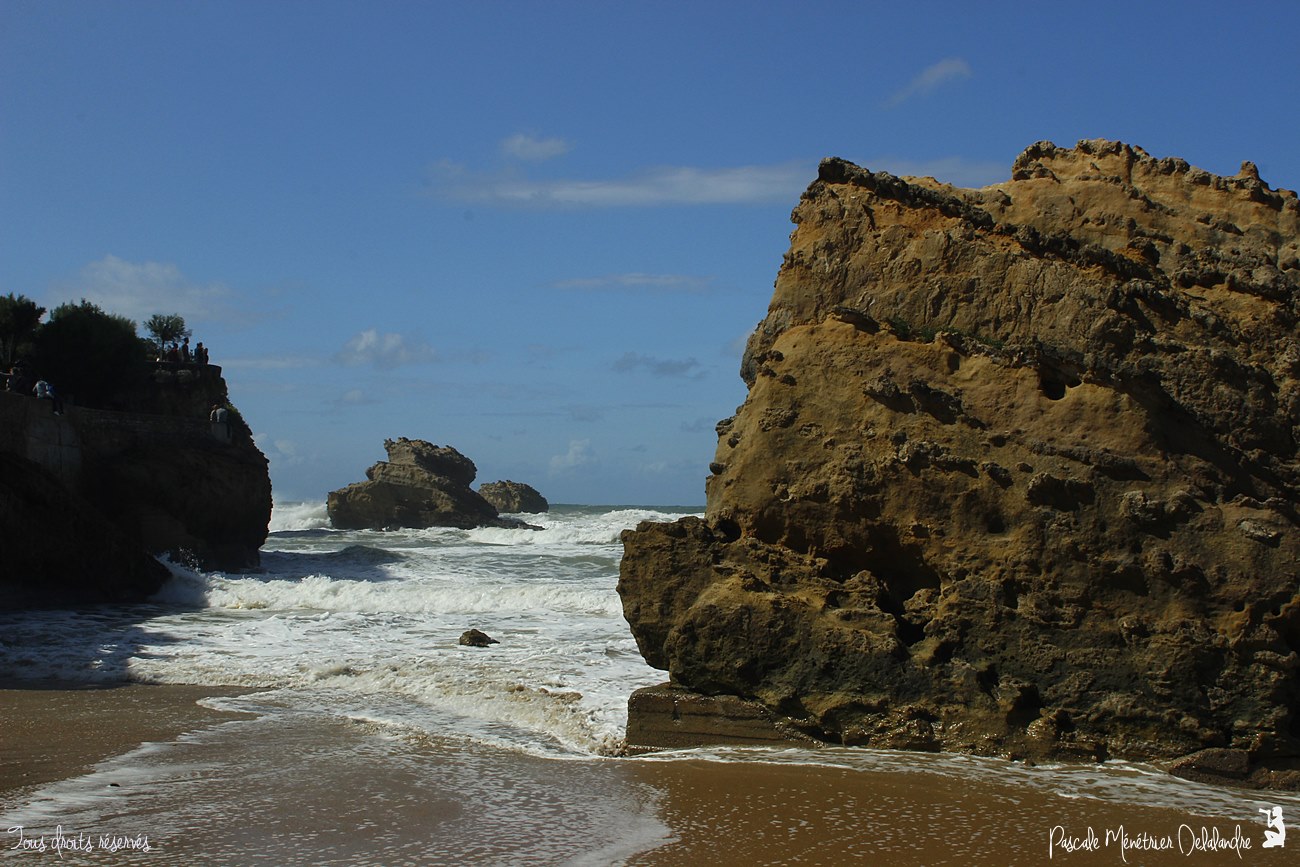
xmin=618 ymin=140 xmax=1300 ymax=783
xmin=478 ymin=480 xmax=549 ymax=514
xmin=0 ymin=369 xmax=271 ymax=608
xmin=0 ymin=452 xmax=171 ymax=607
xmin=327 ymin=438 xmax=501 ymax=530
xmin=84 ymin=431 xmax=271 ymax=572
xmin=624 ymin=684 xmax=819 ymax=754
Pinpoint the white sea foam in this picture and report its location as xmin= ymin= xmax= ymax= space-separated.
xmin=0 ymin=505 xmax=681 ymax=755
xmin=4 ymin=502 xmax=1294 ymax=846
xmin=267 ymin=498 xmax=332 ymax=532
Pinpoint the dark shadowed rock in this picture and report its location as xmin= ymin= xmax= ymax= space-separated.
xmin=0 ymin=366 xmax=271 ymax=602
xmin=618 ymin=140 xmax=1300 ymax=786
xmin=459 ymin=629 xmax=499 ymax=647
xmin=478 ymin=480 xmax=549 ymax=514
xmin=0 ymin=452 xmax=171 ymax=607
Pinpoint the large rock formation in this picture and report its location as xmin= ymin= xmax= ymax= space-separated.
xmin=478 ymin=480 xmax=549 ymax=514
xmin=327 ymin=439 xmax=502 ymax=530
xmin=618 ymin=140 xmax=1300 ymax=784
xmin=0 ymin=452 xmax=170 ymax=607
xmin=0 ymin=366 xmax=272 ymax=607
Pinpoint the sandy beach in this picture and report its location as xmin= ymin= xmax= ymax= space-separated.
xmin=0 ymin=682 xmax=256 ymax=796
xmin=3 ymin=682 xmax=1296 ymax=865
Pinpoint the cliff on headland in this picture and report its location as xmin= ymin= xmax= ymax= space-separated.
xmin=0 ymin=365 xmax=271 ymax=608
xmin=328 ymin=438 xmax=528 ymax=530
xmin=618 ymin=140 xmax=1300 ymax=786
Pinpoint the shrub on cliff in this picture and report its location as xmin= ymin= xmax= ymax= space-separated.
xmin=33 ymin=300 xmax=152 ymax=409
xmin=0 ymin=292 xmax=45 ymax=367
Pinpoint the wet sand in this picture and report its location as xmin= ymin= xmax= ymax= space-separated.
xmin=0 ymin=681 xmax=255 ymax=795
xmin=2 ymin=682 xmax=1294 ymax=865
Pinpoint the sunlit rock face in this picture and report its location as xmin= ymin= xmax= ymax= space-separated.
xmin=328 ymin=438 xmax=499 ymax=530
xmin=619 ymin=140 xmax=1300 ymax=785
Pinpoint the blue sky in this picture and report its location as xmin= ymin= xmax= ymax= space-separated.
xmin=3 ymin=1 xmax=1298 ymax=505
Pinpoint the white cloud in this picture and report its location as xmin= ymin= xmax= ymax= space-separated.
xmin=430 ymin=160 xmax=812 ymax=208
xmin=552 ymin=273 xmax=713 ymax=293
xmin=335 ymin=328 xmax=437 ymax=368
xmin=886 ymin=57 xmax=972 ymax=107
xmin=550 ymin=438 xmax=594 ymax=473
xmin=56 ymin=254 xmax=239 ymax=326
xmin=254 ymin=435 xmax=308 ymax=468
xmin=335 ymin=388 xmax=379 ymax=406
xmin=500 ymin=133 xmax=571 ymax=161
xmin=613 ymin=352 xmax=705 ymax=379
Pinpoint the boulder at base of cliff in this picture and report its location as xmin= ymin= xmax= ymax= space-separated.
xmin=0 ymin=453 xmax=169 ymax=608
xmin=478 ymin=480 xmax=549 ymax=514
xmin=327 ymin=439 xmax=501 ymax=530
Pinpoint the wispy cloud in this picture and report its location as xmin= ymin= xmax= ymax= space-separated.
xmin=254 ymin=435 xmax=310 ymax=469
xmin=54 ymin=254 xmax=246 ymax=326
xmin=681 ymin=416 xmax=718 ymax=434
xmin=429 ymin=160 xmax=812 ymax=208
xmin=334 ymin=388 xmax=379 ymax=407
xmin=500 ymin=133 xmax=571 ymax=161
xmin=886 ymin=57 xmax=972 ymax=107
xmin=550 ymin=438 xmax=595 ymax=473
xmin=552 ymin=273 xmax=714 ymax=293
xmin=613 ymin=352 xmax=705 ymax=379
xmin=565 ymin=405 xmax=605 ymax=423
xmin=220 ymin=355 xmax=322 ymax=371
xmin=335 ymin=328 xmax=436 ymax=368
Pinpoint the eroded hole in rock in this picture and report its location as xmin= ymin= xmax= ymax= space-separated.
xmin=1002 ymin=579 xmax=1020 ymax=610
xmin=896 ymin=619 xmax=926 ymax=646
xmin=1039 ymin=371 xmax=1082 ymax=400
xmin=712 ymin=517 xmax=741 ymax=543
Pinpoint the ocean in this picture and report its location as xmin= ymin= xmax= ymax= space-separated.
xmin=1 ymin=502 xmax=1297 ymax=865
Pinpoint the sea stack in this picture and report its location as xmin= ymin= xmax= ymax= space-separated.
xmin=617 ymin=140 xmax=1300 ymax=787
xmin=478 ymin=480 xmax=549 ymax=514
xmin=327 ymin=438 xmax=502 ymax=530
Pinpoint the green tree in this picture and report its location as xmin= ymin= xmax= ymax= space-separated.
xmin=33 ymin=300 xmax=152 ymax=407
xmin=144 ymin=312 xmax=191 ymax=355
xmin=0 ymin=292 xmax=46 ymax=367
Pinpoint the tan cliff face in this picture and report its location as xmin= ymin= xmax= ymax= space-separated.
xmin=618 ymin=140 xmax=1299 ymax=778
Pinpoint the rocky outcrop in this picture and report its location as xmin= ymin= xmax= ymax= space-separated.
xmin=0 ymin=369 xmax=271 ymax=606
xmin=0 ymin=452 xmax=170 ymax=607
xmin=327 ymin=439 xmax=502 ymax=530
xmin=618 ymin=140 xmax=1300 ymax=782
xmin=478 ymin=480 xmax=549 ymax=514
xmin=83 ymin=438 xmax=271 ymax=571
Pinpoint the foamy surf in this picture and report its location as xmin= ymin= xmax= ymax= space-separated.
xmin=0 ymin=505 xmax=686 ymax=757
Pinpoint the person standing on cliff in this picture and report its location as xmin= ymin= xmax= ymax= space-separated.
xmin=210 ymin=403 xmax=230 ymax=442
xmin=181 ymin=337 xmax=191 ymax=364
xmin=34 ymin=379 xmax=64 ymax=415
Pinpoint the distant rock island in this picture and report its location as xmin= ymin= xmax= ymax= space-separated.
xmin=618 ymin=140 xmax=1299 ymax=788
xmin=478 ymin=480 xmax=548 ymax=514
xmin=327 ymin=438 xmax=544 ymax=529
